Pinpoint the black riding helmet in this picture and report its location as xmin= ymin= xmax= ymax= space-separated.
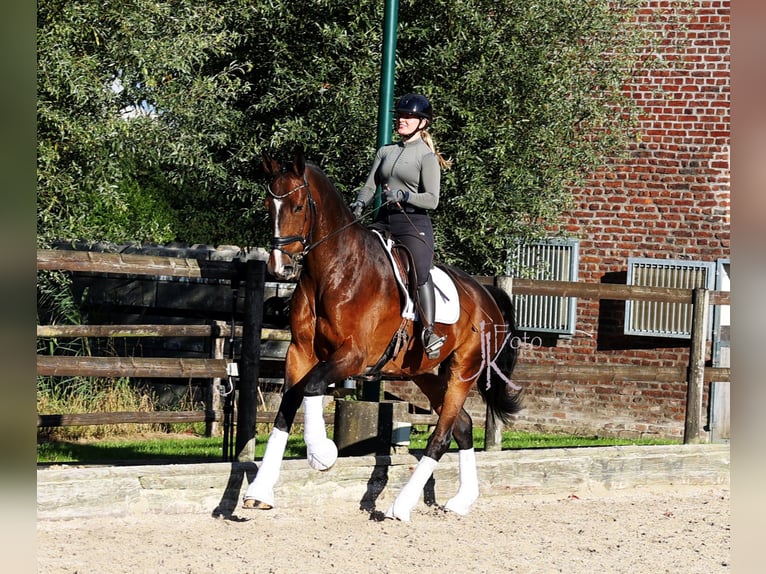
xmin=395 ymin=93 xmax=433 ymax=122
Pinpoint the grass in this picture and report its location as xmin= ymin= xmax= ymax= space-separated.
xmin=36 ymin=372 xmax=678 ymax=466
xmin=37 ymin=425 xmax=677 ymax=465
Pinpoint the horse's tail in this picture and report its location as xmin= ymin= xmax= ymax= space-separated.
xmin=477 ymin=284 xmax=523 ymax=424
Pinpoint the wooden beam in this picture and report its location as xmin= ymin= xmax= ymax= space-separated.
xmin=37 ymin=324 xmax=217 ymax=338
xmin=36 ymin=356 xmax=229 ymax=378
xmin=36 ymin=249 xmax=241 ymax=280
xmin=38 ymin=250 xmax=730 ymax=305
xmin=37 ymin=410 xmax=221 ymax=427
xmin=510 ymin=364 xmax=729 ymax=383
xmin=35 ymin=355 xmax=730 ymax=383
xmin=236 ymin=259 xmax=266 ymax=462
xmin=36 ymin=410 xmax=334 ymax=427
xmin=36 ymin=324 xmax=290 ymax=340
xmin=475 ymin=276 xmax=730 ymax=305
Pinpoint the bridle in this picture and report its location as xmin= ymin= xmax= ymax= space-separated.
xmin=267 ymin=166 xmax=410 ymax=273
xmin=268 ymin=172 xmax=316 ymax=271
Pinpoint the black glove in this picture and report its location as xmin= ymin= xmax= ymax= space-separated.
xmin=350 ymin=200 xmax=364 ymax=219
xmin=383 ymin=188 xmax=409 ymax=204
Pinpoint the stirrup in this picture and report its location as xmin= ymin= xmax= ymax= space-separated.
xmin=423 ymin=330 xmax=446 ymax=359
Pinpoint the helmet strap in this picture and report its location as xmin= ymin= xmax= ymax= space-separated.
xmin=400 ymin=118 xmax=428 ymax=140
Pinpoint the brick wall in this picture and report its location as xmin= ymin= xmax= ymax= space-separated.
xmin=387 ymin=1 xmax=730 ymax=440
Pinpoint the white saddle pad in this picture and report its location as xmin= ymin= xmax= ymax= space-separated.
xmin=371 ymin=230 xmax=460 ymax=325
xmin=431 ymin=267 xmax=460 ymax=325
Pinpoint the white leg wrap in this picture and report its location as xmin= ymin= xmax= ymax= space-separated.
xmin=445 ymin=448 xmax=479 ymax=515
xmin=385 ymin=456 xmax=438 ymax=522
xmin=243 ymin=427 xmax=288 ymax=507
xmin=303 ymin=396 xmax=338 ymax=471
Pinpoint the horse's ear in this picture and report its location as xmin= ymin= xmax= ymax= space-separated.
xmin=292 ymin=147 xmax=306 ymax=177
xmin=262 ymin=151 xmax=280 ymax=177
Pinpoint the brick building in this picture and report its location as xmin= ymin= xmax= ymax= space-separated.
xmin=388 ymin=0 xmax=730 ymax=440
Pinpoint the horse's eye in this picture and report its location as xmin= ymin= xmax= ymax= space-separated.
xmin=294 ymin=204 xmax=304 ymax=213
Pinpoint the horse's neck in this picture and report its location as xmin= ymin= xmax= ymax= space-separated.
xmin=307 ymin=171 xmax=384 ymax=280
xmin=306 ymin=221 xmax=380 ymax=283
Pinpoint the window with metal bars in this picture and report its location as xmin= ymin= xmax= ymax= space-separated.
xmin=507 ymin=239 xmax=579 ymax=335
xmin=624 ymin=257 xmax=716 ymax=339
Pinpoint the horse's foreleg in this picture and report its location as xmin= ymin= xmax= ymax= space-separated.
xmin=301 ymin=354 xmax=363 ymax=472
xmin=303 ymin=395 xmax=338 ymax=471
xmin=242 ymin=427 xmax=288 ymax=509
xmin=242 ymin=386 xmax=303 ymax=509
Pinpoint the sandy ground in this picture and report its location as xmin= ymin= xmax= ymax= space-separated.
xmin=37 ymin=484 xmax=729 ymax=574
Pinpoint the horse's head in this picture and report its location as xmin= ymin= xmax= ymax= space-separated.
xmin=263 ymin=149 xmax=315 ymax=280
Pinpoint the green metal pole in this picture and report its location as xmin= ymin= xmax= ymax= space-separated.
xmin=373 ymin=0 xmax=399 ymax=215
xmin=362 ymin=0 xmax=398 ymax=404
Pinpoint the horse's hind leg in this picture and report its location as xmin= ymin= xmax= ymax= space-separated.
xmin=444 ymin=409 xmax=479 ymax=515
xmin=386 ymin=375 xmax=476 ymax=521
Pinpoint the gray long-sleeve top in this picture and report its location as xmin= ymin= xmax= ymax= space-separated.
xmin=354 ymin=138 xmax=441 ymax=210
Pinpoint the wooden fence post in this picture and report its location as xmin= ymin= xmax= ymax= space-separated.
xmin=684 ymin=288 xmax=710 ymax=444
xmin=206 ymin=320 xmax=225 ymax=438
xmin=236 ymin=259 xmax=266 ymax=461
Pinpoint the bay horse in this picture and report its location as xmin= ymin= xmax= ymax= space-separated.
xmin=243 ymin=149 xmax=522 ymax=521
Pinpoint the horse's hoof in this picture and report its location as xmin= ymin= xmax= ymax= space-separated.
xmin=242 ymin=498 xmax=273 ymax=510
xmin=444 ymin=499 xmax=472 ymax=515
xmin=384 ymin=503 xmax=411 ymax=522
xmin=307 ymin=438 xmax=338 ymax=471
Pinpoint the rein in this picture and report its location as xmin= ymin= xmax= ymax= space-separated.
xmin=269 ymin=170 xmax=403 ymax=262
xmin=269 ymin=167 xmax=430 ymax=274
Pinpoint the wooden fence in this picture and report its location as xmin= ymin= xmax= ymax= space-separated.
xmin=36 ymin=249 xmax=730 ymax=459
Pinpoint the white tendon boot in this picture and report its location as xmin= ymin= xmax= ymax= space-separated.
xmin=385 ymin=456 xmax=438 ymax=522
xmin=444 ymin=448 xmax=479 ymax=515
xmin=243 ymin=427 xmax=289 ymax=508
xmin=303 ymin=395 xmax=338 ymax=471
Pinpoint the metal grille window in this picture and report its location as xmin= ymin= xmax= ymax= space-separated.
xmin=624 ymin=257 xmax=716 ymax=338
xmin=508 ymin=240 xmax=579 ymax=335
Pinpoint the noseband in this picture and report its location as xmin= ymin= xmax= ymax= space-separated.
xmin=268 ymin=173 xmax=316 ymax=270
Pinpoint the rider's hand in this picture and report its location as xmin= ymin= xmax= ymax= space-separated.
xmin=383 ymin=188 xmax=409 ymax=204
xmin=350 ymin=200 xmax=364 ymax=219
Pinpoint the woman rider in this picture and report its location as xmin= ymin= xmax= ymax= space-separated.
xmin=350 ymin=93 xmax=452 ymax=359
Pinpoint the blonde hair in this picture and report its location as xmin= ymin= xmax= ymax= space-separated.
xmin=421 ymin=130 xmax=453 ymax=170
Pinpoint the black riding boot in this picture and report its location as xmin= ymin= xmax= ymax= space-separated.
xmin=418 ymin=278 xmax=447 ymax=359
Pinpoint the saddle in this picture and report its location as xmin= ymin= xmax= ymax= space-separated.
xmin=355 ymin=231 xmax=460 ymax=382
xmin=371 ymin=230 xmax=460 ymax=325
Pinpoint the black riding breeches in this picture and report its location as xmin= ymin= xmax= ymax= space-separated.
xmin=372 ymin=212 xmax=434 ymax=285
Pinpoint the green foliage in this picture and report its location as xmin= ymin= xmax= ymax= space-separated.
xmin=38 ymin=0 xmax=676 ymax=268
xmin=394 ymin=0 xmax=652 ymax=271
xmin=37 ymin=0 xmax=256 ymax=247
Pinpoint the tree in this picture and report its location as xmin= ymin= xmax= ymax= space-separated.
xmin=38 ymin=0 xmax=665 ymax=273
xmin=394 ymin=0 xmax=654 ymax=272
xmin=37 ymin=0 xmax=256 ymax=247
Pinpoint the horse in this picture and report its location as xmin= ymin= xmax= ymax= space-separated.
xmin=243 ymin=149 xmax=523 ymax=521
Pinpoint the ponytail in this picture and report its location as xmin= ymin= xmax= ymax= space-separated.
xmin=421 ymin=130 xmax=453 ymax=170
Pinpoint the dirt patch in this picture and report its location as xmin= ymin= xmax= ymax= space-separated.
xmin=38 ymin=484 xmax=729 ymax=573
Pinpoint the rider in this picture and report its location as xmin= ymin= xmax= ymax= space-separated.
xmin=350 ymin=93 xmax=452 ymax=359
